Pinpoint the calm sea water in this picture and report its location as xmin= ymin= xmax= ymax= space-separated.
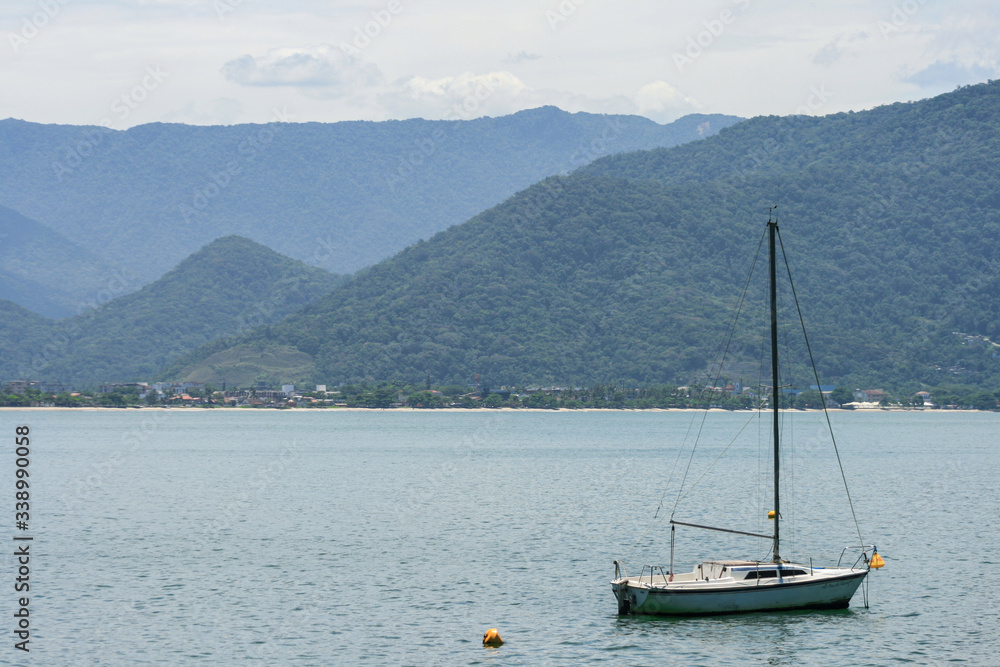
xmin=3 ymin=408 xmax=998 ymax=665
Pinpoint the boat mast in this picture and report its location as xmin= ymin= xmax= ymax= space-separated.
xmin=768 ymin=209 xmax=781 ymax=563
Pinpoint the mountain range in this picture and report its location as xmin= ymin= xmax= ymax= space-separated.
xmin=0 ymin=108 xmax=740 ymax=316
xmin=164 ymin=80 xmax=1000 ymax=392
xmin=3 ymin=82 xmax=1000 ymax=392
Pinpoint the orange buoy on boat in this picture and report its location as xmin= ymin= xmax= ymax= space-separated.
xmin=483 ymin=628 xmax=503 ymax=646
xmin=869 ymin=551 xmax=885 ymax=569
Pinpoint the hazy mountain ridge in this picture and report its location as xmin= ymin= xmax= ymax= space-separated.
xmin=0 ymin=204 xmax=126 ymax=318
xmin=0 ymin=108 xmax=742 ymax=309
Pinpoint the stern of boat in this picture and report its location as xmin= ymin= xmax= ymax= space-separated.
xmin=612 ymin=560 xmax=646 ymax=615
xmin=612 ymin=561 xmax=629 ymax=614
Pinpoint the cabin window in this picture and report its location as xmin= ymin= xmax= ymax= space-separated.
xmin=744 ymin=568 xmax=807 ymax=579
xmin=744 ymin=570 xmax=778 ymax=579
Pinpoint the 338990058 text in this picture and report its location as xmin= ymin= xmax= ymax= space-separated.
xmin=13 ymin=425 xmax=32 ymax=653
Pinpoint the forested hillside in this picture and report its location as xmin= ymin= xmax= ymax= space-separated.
xmin=0 ymin=236 xmax=344 ymax=386
xmin=0 ymin=108 xmax=739 ymax=310
xmin=166 ymin=81 xmax=1000 ymax=392
xmin=0 ymin=300 xmax=54 ymax=379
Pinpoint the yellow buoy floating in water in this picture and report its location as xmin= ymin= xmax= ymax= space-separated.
xmin=767 ymin=510 xmax=776 ymax=520
xmin=483 ymin=628 xmax=503 ymax=647
xmin=870 ymin=550 xmax=885 ymax=569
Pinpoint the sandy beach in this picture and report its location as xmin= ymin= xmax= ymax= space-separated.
xmin=0 ymin=405 xmax=977 ymax=413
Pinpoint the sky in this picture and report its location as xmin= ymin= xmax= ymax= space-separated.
xmin=1 ymin=0 xmax=998 ymax=129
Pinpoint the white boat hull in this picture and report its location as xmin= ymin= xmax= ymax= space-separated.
xmin=612 ymin=568 xmax=867 ymax=616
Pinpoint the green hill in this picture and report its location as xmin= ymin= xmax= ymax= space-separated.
xmin=166 ymin=81 xmax=1000 ymax=392
xmin=0 ymin=109 xmax=741 ymax=304
xmin=0 ymin=299 xmax=55 ymax=379
xmin=1 ymin=236 xmax=344 ymax=386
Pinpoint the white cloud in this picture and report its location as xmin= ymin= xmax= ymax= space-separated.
xmin=221 ymin=45 xmax=383 ymax=95
xmin=380 ymin=71 xmax=527 ymax=119
xmin=901 ymin=60 xmax=998 ymax=88
xmin=3 ymin=0 xmax=999 ymax=126
xmin=635 ymin=81 xmax=701 ymax=122
xmin=878 ymin=10 xmax=1000 ymax=96
xmin=511 ymin=89 xmax=637 ymax=116
xmin=163 ymin=97 xmax=246 ymax=125
xmin=812 ymin=31 xmax=870 ymax=67
xmin=503 ymin=51 xmax=542 ymax=64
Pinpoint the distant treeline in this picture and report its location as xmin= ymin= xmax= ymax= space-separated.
xmin=4 ymin=383 xmax=997 ymax=410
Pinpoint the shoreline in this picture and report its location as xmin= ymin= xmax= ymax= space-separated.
xmin=0 ymin=405 xmax=987 ymax=413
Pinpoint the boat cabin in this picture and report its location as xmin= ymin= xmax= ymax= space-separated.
xmin=688 ymin=561 xmax=812 ymax=581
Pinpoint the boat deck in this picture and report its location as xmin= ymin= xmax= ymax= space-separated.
xmin=612 ymin=560 xmax=868 ymax=615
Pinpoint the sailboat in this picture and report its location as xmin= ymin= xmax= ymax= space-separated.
xmin=611 ymin=212 xmax=882 ymax=616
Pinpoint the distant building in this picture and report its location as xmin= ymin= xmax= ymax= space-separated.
xmin=853 ymin=389 xmax=886 ymax=402
xmin=2 ymin=380 xmax=40 ymax=394
xmin=99 ymin=382 xmax=150 ymax=394
xmin=149 ymin=382 xmax=205 ymax=396
xmin=225 ymin=389 xmax=289 ymax=405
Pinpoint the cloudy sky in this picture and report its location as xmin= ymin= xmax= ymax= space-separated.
xmin=2 ymin=0 xmax=998 ymax=128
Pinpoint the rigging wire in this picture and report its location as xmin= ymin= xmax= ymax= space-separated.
xmin=622 ymin=398 xmax=699 ymax=560
xmin=621 ymin=227 xmax=768 ymax=562
xmin=669 ymin=227 xmax=768 ymax=518
xmin=625 ymin=398 xmax=769 ymax=562
xmin=622 ymin=219 xmax=866 ymax=572
xmin=755 ymin=283 xmax=770 ymax=558
xmin=671 ymin=396 xmax=769 ymax=508
xmin=776 ymin=227 xmax=866 ymax=548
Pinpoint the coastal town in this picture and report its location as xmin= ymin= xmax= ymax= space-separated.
xmin=2 ymin=378 xmax=994 ymax=410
